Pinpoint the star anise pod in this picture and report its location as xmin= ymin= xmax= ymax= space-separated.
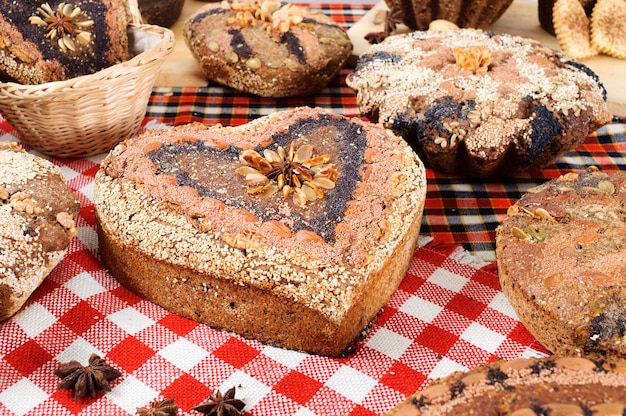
xmin=365 ymin=30 xmax=390 ymax=44
xmin=137 ymin=398 xmax=179 ymax=416
xmin=193 ymin=387 xmax=246 ymax=416
xmin=54 ymin=353 xmax=122 ymax=401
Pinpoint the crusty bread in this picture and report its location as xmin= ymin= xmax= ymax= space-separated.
xmin=0 ymin=0 xmax=131 ymax=84
xmin=94 ymin=107 xmax=427 ymax=356
xmin=346 ymin=29 xmax=612 ymax=177
xmin=0 ymin=143 xmax=80 ymax=321
xmin=138 ymin=0 xmax=184 ymax=28
xmin=183 ymin=0 xmax=352 ymax=97
xmin=385 ymin=355 xmax=626 ymax=415
xmin=496 ymin=167 xmax=626 ymax=361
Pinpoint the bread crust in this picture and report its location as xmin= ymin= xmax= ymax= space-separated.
xmin=183 ymin=1 xmax=352 ymax=97
xmin=385 ymin=356 xmax=626 ymax=415
xmin=496 ymin=167 xmax=626 ymax=361
xmin=0 ymin=0 xmax=131 ymax=84
xmin=94 ymin=107 xmax=427 ymax=356
xmin=0 ymin=143 xmax=79 ymax=320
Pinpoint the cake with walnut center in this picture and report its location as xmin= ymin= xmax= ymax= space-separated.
xmin=346 ymin=29 xmax=612 ymax=177
xmin=94 ymin=107 xmax=427 ymax=356
xmin=496 ymin=167 xmax=626 ymax=361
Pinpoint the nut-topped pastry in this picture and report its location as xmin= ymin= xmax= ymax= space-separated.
xmin=183 ymin=0 xmax=353 ymax=97
xmin=94 ymin=107 xmax=427 ymax=356
xmin=385 ymin=355 xmax=626 ymax=415
xmin=0 ymin=143 xmax=80 ymax=321
xmin=496 ymin=167 xmax=626 ymax=361
xmin=0 ymin=0 xmax=132 ymax=84
xmin=346 ymin=29 xmax=612 ymax=177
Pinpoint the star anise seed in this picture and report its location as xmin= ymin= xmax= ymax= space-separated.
xmin=54 ymin=353 xmax=121 ymax=401
xmin=137 ymin=397 xmax=179 ymax=416
xmin=193 ymin=386 xmax=246 ymax=416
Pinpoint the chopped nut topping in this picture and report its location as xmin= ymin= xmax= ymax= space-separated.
xmin=236 ymin=141 xmax=339 ymax=208
xmin=29 ymin=2 xmax=94 ymax=52
xmin=223 ymin=0 xmax=305 ymax=39
xmin=54 ymin=354 xmax=121 ymax=401
xmin=453 ymin=46 xmax=491 ymax=73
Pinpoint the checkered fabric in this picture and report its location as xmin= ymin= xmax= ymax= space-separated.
xmin=1 ymin=3 xmax=625 ymax=415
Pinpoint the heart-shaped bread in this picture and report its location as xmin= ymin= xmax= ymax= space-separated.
xmin=94 ymin=107 xmax=427 ymax=356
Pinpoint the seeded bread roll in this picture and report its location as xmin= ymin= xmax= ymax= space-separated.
xmin=94 ymin=107 xmax=427 ymax=356
xmin=0 ymin=0 xmax=131 ymax=84
xmin=0 ymin=143 xmax=80 ymax=321
xmin=496 ymin=167 xmax=626 ymax=361
xmin=183 ymin=0 xmax=353 ymax=97
xmin=346 ymin=29 xmax=612 ymax=177
xmin=385 ymin=355 xmax=626 ymax=415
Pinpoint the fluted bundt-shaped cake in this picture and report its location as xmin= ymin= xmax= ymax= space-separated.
xmin=383 ymin=0 xmax=514 ymax=31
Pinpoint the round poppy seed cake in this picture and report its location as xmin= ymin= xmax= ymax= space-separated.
xmin=0 ymin=0 xmax=131 ymax=84
xmin=346 ymin=29 xmax=612 ymax=177
xmin=94 ymin=107 xmax=427 ymax=356
xmin=0 ymin=143 xmax=80 ymax=321
xmin=183 ymin=0 xmax=353 ymax=97
xmin=385 ymin=355 xmax=626 ymax=415
xmin=496 ymin=167 xmax=626 ymax=361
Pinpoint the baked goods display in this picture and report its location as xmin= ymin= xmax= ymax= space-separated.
xmin=0 ymin=0 xmax=132 ymax=84
xmin=385 ymin=355 xmax=626 ymax=415
xmin=346 ymin=28 xmax=612 ymax=177
xmin=496 ymin=167 xmax=626 ymax=361
xmin=382 ymin=0 xmax=514 ymax=31
xmin=94 ymin=106 xmax=427 ymax=356
xmin=539 ymin=0 xmax=596 ymax=36
xmin=0 ymin=143 xmax=80 ymax=321
xmin=540 ymin=0 xmax=626 ymax=60
xmin=138 ymin=0 xmax=184 ymax=27
xmin=183 ymin=0 xmax=353 ymax=97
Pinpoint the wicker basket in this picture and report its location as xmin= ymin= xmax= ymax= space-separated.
xmin=0 ymin=0 xmax=175 ymax=158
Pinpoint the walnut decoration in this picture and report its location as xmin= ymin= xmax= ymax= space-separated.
xmin=29 ymin=2 xmax=94 ymax=52
xmin=223 ymin=0 xmax=306 ymax=39
xmin=453 ymin=46 xmax=491 ymax=73
xmin=236 ymin=141 xmax=339 ymax=207
xmin=54 ymin=353 xmax=121 ymax=401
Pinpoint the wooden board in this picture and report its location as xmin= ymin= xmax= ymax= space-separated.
xmin=346 ymin=0 xmax=626 ymax=118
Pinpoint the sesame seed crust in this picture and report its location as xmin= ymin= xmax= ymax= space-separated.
xmin=346 ymin=29 xmax=612 ymax=177
xmin=94 ymin=107 xmax=427 ymax=356
xmin=0 ymin=143 xmax=80 ymax=321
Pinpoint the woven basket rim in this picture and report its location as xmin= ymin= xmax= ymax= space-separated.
xmin=0 ymin=23 xmax=174 ymax=95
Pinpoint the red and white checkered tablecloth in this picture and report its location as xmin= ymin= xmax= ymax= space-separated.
xmin=0 ymin=116 xmax=550 ymax=415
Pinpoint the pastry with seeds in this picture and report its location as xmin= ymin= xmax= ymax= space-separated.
xmin=346 ymin=29 xmax=612 ymax=177
xmin=0 ymin=143 xmax=80 ymax=321
xmin=0 ymin=0 xmax=132 ymax=84
xmin=183 ymin=0 xmax=353 ymax=97
xmin=94 ymin=106 xmax=427 ymax=356
xmin=385 ymin=355 xmax=626 ymax=415
xmin=496 ymin=167 xmax=626 ymax=361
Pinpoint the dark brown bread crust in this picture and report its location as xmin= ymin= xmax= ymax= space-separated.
xmin=385 ymin=356 xmax=626 ymax=415
xmin=539 ymin=0 xmax=596 ymax=35
xmin=384 ymin=0 xmax=514 ymax=30
xmin=0 ymin=0 xmax=131 ymax=84
xmin=94 ymin=107 xmax=427 ymax=356
xmin=496 ymin=167 xmax=626 ymax=361
xmin=0 ymin=143 xmax=80 ymax=320
xmin=138 ymin=0 xmax=184 ymax=28
xmin=183 ymin=0 xmax=352 ymax=97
